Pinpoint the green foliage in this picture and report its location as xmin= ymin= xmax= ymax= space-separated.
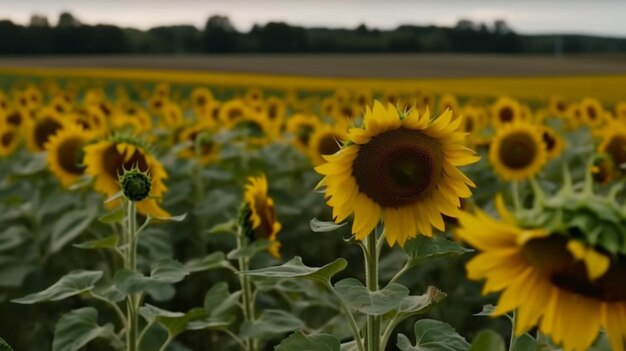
xmin=397 ymin=319 xmax=469 ymax=351
xmin=0 ymin=337 xmax=13 ymax=351
xmin=403 ymin=236 xmax=472 ymax=269
xmin=12 ymin=270 xmax=103 ymax=304
xmin=469 ymin=330 xmax=506 ymax=351
xmin=52 ymin=307 xmax=115 ymax=351
xmin=240 ymin=309 xmax=305 ymax=340
xmin=276 ymin=331 xmax=341 ymax=351
xmin=244 ymin=256 xmax=347 ymax=284
xmin=114 ymin=259 xmax=188 ymax=294
xmin=334 ymin=278 xmax=409 ymax=315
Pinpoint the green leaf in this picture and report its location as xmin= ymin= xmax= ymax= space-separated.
xmin=397 ymin=319 xmax=469 ymax=351
xmin=184 ymin=252 xmax=230 ymax=273
xmin=0 ymin=255 xmax=36 ymax=288
xmin=333 ymin=278 xmax=409 ymax=316
xmin=73 ymin=234 xmax=118 ymax=250
xmin=203 ymin=282 xmax=241 ymax=318
xmin=512 ymin=333 xmax=539 ymax=351
xmin=469 ymin=330 xmax=506 ymax=351
xmin=12 ymin=153 xmax=47 ymax=175
xmin=403 ymin=236 xmax=472 ymax=268
xmin=98 ymin=208 xmax=124 ymax=224
xmin=159 ymin=308 xmax=207 ymax=337
xmin=153 ymin=213 xmax=187 ymax=222
xmin=207 ymin=219 xmax=237 ymax=235
xmin=50 ymin=207 xmax=98 ymax=253
xmin=0 ymin=337 xmax=13 ymax=351
xmin=397 ymin=286 xmax=447 ymax=318
xmin=244 ymin=256 xmax=347 ymax=284
xmin=12 ymin=270 xmax=103 ymax=304
xmin=0 ymin=226 xmax=27 ymax=252
xmin=310 ymin=218 xmax=347 ymax=233
xmin=240 ymin=309 xmax=305 ymax=340
xmin=276 ymin=331 xmax=340 ymax=351
xmin=52 ymin=307 xmax=114 ymax=351
xmin=114 ymin=259 xmax=188 ymax=294
xmin=227 ymin=239 xmax=270 ymax=259
xmin=139 ymin=304 xmax=185 ymax=323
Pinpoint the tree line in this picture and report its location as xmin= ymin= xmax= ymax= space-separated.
xmin=1 ymin=12 xmax=625 ymax=55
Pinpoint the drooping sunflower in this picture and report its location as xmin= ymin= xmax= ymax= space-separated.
xmin=489 ymin=121 xmax=547 ymax=181
xmin=27 ymin=108 xmax=67 ymax=152
xmin=308 ymin=124 xmax=348 ymax=166
xmin=580 ymin=97 xmax=605 ymax=128
xmin=242 ymin=175 xmax=282 ymax=258
xmin=539 ymin=126 xmax=564 ymax=159
xmin=286 ymin=114 xmax=321 ymax=154
xmin=178 ymin=124 xmax=220 ymax=165
xmin=456 ymin=205 xmax=626 ymax=351
xmin=492 ymin=96 xmax=522 ymax=128
xmin=83 ymin=135 xmax=169 ymax=217
xmin=0 ymin=126 xmax=19 ymax=157
xmin=45 ymin=124 xmax=91 ymax=188
xmin=316 ymin=101 xmax=479 ymax=246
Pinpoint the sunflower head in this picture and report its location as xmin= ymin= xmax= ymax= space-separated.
xmin=316 ymin=101 xmax=479 ymax=247
xmin=120 ymin=167 xmax=152 ymax=202
xmin=580 ymin=97 xmax=605 ymax=127
xmin=0 ymin=126 xmax=19 ymax=157
xmin=45 ymin=123 xmax=92 ymax=187
xmin=28 ymin=108 xmax=67 ymax=152
xmin=308 ymin=124 xmax=347 ymax=166
xmin=491 ymin=96 xmax=522 ymax=128
xmin=241 ymin=175 xmax=282 ymax=258
xmin=540 ymin=126 xmax=564 ymax=159
xmin=597 ymin=121 xmax=626 ymax=178
xmin=489 ymin=120 xmax=547 ymax=181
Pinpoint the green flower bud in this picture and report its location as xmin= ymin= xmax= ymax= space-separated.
xmin=120 ymin=168 xmax=152 ymax=202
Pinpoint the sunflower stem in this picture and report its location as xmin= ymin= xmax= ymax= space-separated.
xmin=509 ymin=310 xmax=518 ymax=351
xmin=364 ymin=232 xmax=381 ymax=351
xmin=326 ymin=282 xmax=365 ymax=351
xmin=511 ymin=181 xmax=522 ymax=213
xmin=125 ymin=200 xmax=139 ymax=351
xmin=193 ymin=135 xmax=209 ymax=238
xmin=236 ymin=226 xmax=256 ymax=351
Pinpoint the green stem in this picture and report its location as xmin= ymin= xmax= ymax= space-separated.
xmin=511 ymin=181 xmax=522 ymax=212
xmin=236 ymin=227 xmax=256 ymax=351
xmin=327 ymin=283 xmax=365 ymax=351
xmin=509 ymin=311 xmax=518 ymax=351
xmin=223 ymin=329 xmax=248 ymax=350
xmin=126 ymin=201 xmax=139 ymax=351
xmin=380 ymin=318 xmax=401 ymax=350
xmin=388 ymin=263 xmax=411 ymax=285
xmin=157 ymin=335 xmax=173 ymax=351
xmin=364 ymin=233 xmax=380 ymax=351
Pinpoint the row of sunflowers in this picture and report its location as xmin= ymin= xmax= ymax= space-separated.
xmin=1 ymin=72 xmax=626 ymax=351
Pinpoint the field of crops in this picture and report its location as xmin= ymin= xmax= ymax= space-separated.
xmin=1 ymin=66 xmax=626 ymax=351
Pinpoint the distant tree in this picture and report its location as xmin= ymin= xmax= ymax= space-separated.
xmin=29 ymin=15 xmax=49 ymax=27
xmin=250 ymin=22 xmax=307 ymax=52
xmin=455 ymin=19 xmax=476 ymax=31
xmin=202 ymin=15 xmax=238 ymax=52
xmin=57 ymin=12 xmax=80 ymax=28
xmin=493 ymin=19 xmax=511 ymax=34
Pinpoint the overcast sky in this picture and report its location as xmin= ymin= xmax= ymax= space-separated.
xmin=2 ymin=0 xmax=626 ymax=37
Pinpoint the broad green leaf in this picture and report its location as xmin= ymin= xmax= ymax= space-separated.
xmin=12 ymin=270 xmax=103 ymax=304
xmin=334 ymin=278 xmax=409 ymax=316
xmin=73 ymin=234 xmax=118 ymax=250
xmin=114 ymin=259 xmax=188 ymax=294
xmin=340 ymin=341 xmax=359 ymax=351
xmin=276 ymin=331 xmax=340 ymax=351
xmin=474 ymin=304 xmax=496 ymax=317
xmin=397 ymin=319 xmax=469 ymax=351
xmin=0 ymin=226 xmax=27 ymax=252
xmin=240 ymin=309 xmax=305 ymax=340
xmin=52 ymin=307 xmax=114 ymax=351
xmin=0 ymin=337 xmax=13 ymax=351
xmin=469 ymin=330 xmax=506 ymax=351
xmin=403 ymin=236 xmax=472 ymax=268
xmin=207 ymin=219 xmax=237 ymax=235
xmin=12 ymin=153 xmax=47 ymax=175
xmin=0 ymin=255 xmax=36 ymax=288
xmin=244 ymin=256 xmax=347 ymax=284
xmin=92 ymin=286 xmax=125 ymax=303
xmin=512 ymin=333 xmax=539 ymax=351
xmin=203 ymin=282 xmax=241 ymax=318
xmin=97 ymin=208 xmax=124 ymax=224
xmin=227 ymin=239 xmax=270 ymax=259
xmin=310 ymin=218 xmax=347 ymax=233
xmin=140 ymin=304 xmax=185 ymax=323
xmin=158 ymin=308 xmax=207 ymax=337
xmin=50 ymin=207 xmax=98 ymax=253
xmin=184 ymin=252 xmax=230 ymax=273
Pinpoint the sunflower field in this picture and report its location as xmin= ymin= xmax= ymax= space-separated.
xmin=1 ymin=67 xmax=626 ymax=351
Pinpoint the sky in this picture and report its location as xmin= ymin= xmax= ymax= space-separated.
xmin=1 ymin=0 xmax=626 ymax=37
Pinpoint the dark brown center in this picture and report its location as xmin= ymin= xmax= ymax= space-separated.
xmin=499 ymin=106 xmax=514 ymax=123
xmin=542 ymin=131 xmax=557 ymax=152
xmin=318 ymin=133 xmax=340 ymax=156
xmin=498 ymin=131 xmax=537 ymax=170
xmin=352 ymin=128 xmax=443 ymax=208
xmin=34 ymin=118 xmax=63 ymax=150
xmin=102 ymin=144 xmax=150 ymax=181
xmin=605 ymin=135 xmax=626 ymax=168
xmin=58 ymin=137 xmax=85 ymax=175
xmin=1 ymin=131 xmax=15 ymax=147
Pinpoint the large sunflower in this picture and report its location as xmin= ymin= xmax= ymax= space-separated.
xmin=489 ymin=121 xmax=547 ymax=181
xmin=45 ymin=124 xmax=91 ymax=187
xmin=242 ymin=175 xmax=282 ymax=258
xmin=316 ymin=101 xmax=479 ymax=247
xmin=456 ymin=206 xmax=626 ymax=351
xmin=83 ymin=135 xmax=169 ymax=217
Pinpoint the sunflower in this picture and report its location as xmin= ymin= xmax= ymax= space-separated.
xmin=242 ymin=175 xmax=282 ymax=258
xmin=0 ymin=92 xmax=10 ymax=114
xmin=580 ymin=98 xmax=605 ymax=128
xmin=244 ymin=87 xmax=264 ymax=105
xmin=286 ymin=114 xmax=321 ymax=154
xmin=218 ymin=99 xmax=248 ymax=126
xmin=27 ymin=108 xmax=67 ymax=152
xmin=456 ymin=205 xmax=626 ymax=351
xmin=0 ymin=109 xmax=30 ymax=131
xmin=615 ymin=102 xmax=626 ymax=121
xmin=45 ymin=124 xmax=91 ymax=187
xmin=308 ymin=124 xmax=348 ymax=166
xmin=459 ymin=106 xmax=484 ymax=136
xmin=489 ymin=121 xmax=547 ymax=181
xmin=160 ymin=102 xmax=184 ymax=128
xmin=228 ymin=112 xmax=275 ymax=146
xmin=265 ymin=97 xmax=286 ymax=124
xmin=438 ymin=94 xmax=459 ymax=115
xmin=111 ymin=105 xmax=152 ymax=135
xmin=321 ymin=98 xmax=337 ymax=117
xmin=153 ymin=83 xmax=170 ymax=99
xmin=316 ymin=101 xmax=479 ymax=247
xmin=178 ymin=124 xmax=220 ymax=165
xmin=83 ymin=135 xmax=169 ymax=217
xmin=492 ymin=96 xmax=522 ymax=128
xmin=549 ymin=96 xmax=568 ymax=116
xmin=354 ymin=88 xmax=373 ymax=107
xmin=597 ymin=121 xmax=626 ymax=177
xmin=0 ymin=126 xmax=19 ymax=157
xmin=540 ymin=126 xmax=564 ymax=159
xmin=191 ymin=87 xmax=214 ymax=114
xmin=72 ymin=106 xmax=108 ymax=137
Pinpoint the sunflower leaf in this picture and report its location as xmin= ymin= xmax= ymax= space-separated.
xmin=243 ymin=256 xmax=347 ymax=284
xmin=97 ymin=207 xmax=124 ymax=224
xmin=114 ymin=259 xmax=188 ymax=295
xmin=52 ymin=307 xmax=115 ymax=351
xmin=276 ymin=331 xmax=340 ymax=351
xmin=310 ymin=218 xmax=347 ymax=233
xmin=0 ymin=336 xmax=13 ymax=351
xmin=397 ymin=319 xmax=469 ymax=351
xmin=73 ymin=234 xmax=118 ymax=250
xmin=50 ymin=207 xmax=98 ymax=253
xmin=227 ymin=239 xmax=270 ymax=259
xmin=240 ymin=309 xmax=305 ymax=340
xmin=12 ymin=270 xmax=103 ymax=304
xmin=469 ymin=330 xmax=506 ymax=351
xmin=333 ymin=278 xmax=409 ymax=316
xmin=184 ymin=252 xmax=231 ymax=273
xmin=403 ymin=235 xmax=472 ymax=268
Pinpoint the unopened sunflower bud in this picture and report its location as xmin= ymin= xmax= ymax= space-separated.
xmin=120 ymin=169 xmax=152 ymax=202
